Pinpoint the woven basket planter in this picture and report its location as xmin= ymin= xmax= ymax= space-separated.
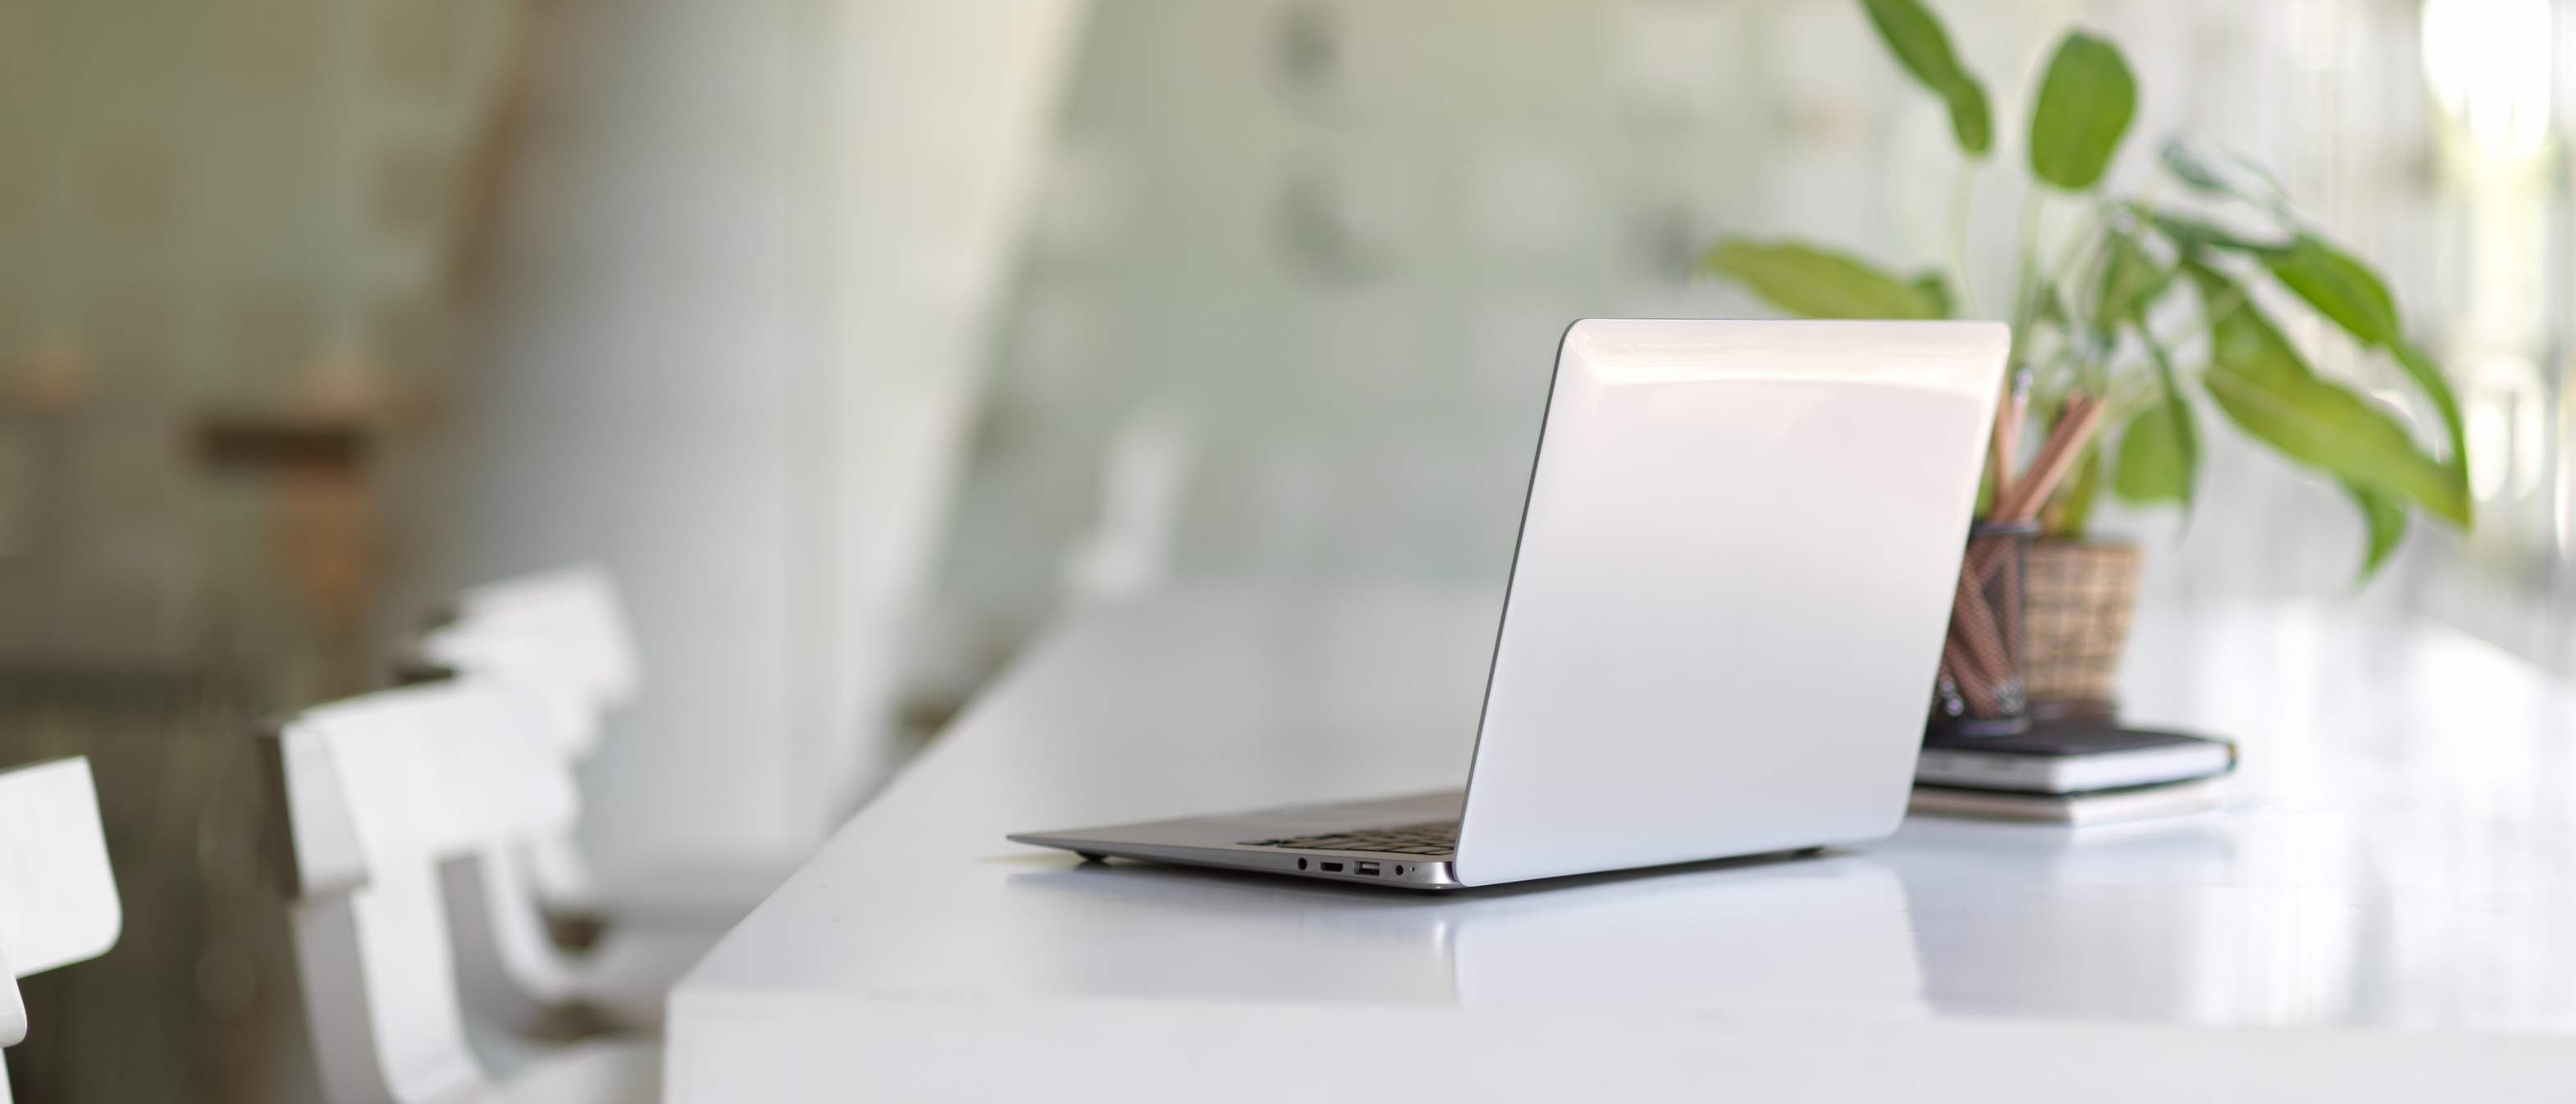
xmin=2023 ymin=540 xmax=2141 ymax=719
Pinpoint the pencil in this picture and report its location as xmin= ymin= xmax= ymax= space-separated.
xmin=1994 ymin=393 xmax=2105 ymax=521
xmin=1989 ymin=366 xmax=2030 ymax=499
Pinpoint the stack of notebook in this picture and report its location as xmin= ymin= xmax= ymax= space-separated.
xmin=1911 ymin=721 xmax=2236 ymax=825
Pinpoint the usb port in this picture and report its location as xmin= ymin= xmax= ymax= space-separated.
xmin=1319 ymin=861 xmax=1345 ymax=873
xmin=1355 ymin=861 xmax=1382 ymax=876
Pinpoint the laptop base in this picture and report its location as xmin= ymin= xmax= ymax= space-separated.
xmin=1010 ymin=792 xmax=1468 ymax=891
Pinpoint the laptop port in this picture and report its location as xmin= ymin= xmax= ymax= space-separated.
xmin=1355 ymin=861 xmax=1382 ymax=876
xmin=1319 ymin=861 xmax=1345 ymax=873
xmin=1296 ymin=858 xmax=1308 ymax=870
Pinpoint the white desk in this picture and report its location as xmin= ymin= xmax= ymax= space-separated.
xmin=668 ymin=590 xmax=2576 ymax=1102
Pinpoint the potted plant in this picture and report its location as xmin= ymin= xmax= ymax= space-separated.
xmin=1701 ymin=0 xmax=2472 ymax=720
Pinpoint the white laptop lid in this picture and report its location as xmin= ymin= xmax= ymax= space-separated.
xmin=1453 ymin=319 xmax=2006 ymax=887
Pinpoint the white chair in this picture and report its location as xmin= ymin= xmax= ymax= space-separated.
xmin=0 ymin=757 xmax=121 ymax=1104
xmin=440 ymin=833 xmax=724 ymax=1038
xmin=411 ymin=568 xmax=746 ymax=1035
xmin=422 ymin=566 xmax=784 ymax=930
xmin=419 ymin=563 xmax=638 ymax=781
xmin=269 ymin=682 xmax=658 ymax=1104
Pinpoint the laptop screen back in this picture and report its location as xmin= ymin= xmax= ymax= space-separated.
xmin=1453 ymin=319 xmax=2007 ymax=887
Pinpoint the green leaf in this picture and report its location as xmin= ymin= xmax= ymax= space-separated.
xmin=2161 ymin=139 xmax=2291 ymax=214
xmin=1857 ymin=0 xmax=1993 ymax=156
xmin=2112 ymin=329 xmax=2200 ymax=515
xmin=2044 ymin=439 xmax=2103 ymax=536
xmin=1701 ymin=240 xmax=1948 ymax=319
xmin=1910 ymin=271 xmax=1954 ymax=318
xmin=2341 ymin=478 xmax=2409 ymax=581
xmin=2147 ymin=212 xmax=2291 ymax=257
xmin=2028 ymin=32 xmax=2138 ymax=190
xmin=2258 ymin=238 xmax=2470 ymax=516
xmin=2090 ymin=229 xmax=2170 ymax=328
xmin=2263 ymin=237 xmax=2399 ymax=346
xmin=2185 ymin=262 xmax=2470 ymax=527
xmin=2391 ymin=340 xmax=2470 ymax=485
xmin=2111 ymin=386 xmax=2198 ymax=507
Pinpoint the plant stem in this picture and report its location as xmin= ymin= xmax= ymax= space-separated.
xmin=2134 ymin=324 xmax=2197 ymax=533
xmin=2137 ymin=323 xmax=2182 ymax=387
xmin=2044 ymin=210 xmax=2104 ymax=292
xmin=2009 ymin=189 xmax=2044 ymax=345
xmin=1948 ymin=159 xmax=1979 ymax=318
xmin=1987 ymin=186 xmax=2049 ymax=500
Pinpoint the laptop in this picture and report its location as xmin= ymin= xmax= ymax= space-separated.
xmin=1011 ymin=318 xmax=2008 ymax=890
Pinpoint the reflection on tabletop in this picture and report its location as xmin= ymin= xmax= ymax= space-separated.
xmin=1007 ymin=850 xmax=1927 ymax=1017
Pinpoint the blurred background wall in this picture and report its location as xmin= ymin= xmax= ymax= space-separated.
xmin=414 ymin=0 xmax=1085 ymax=880
xmin=910 ymin=0 xmax=2576 ymax=711
xmin=7 ymin=0 xmax=2576 ymax=1100
xmin=0 ymin=1 xmax=528 ymax=1100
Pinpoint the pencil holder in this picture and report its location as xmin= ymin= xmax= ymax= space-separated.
xmin=1929 ymin=519 xmax=2037 ymax=737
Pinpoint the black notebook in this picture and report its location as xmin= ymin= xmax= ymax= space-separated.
xmin=1909 ymin=776 xmax=2227 ymax=824
xmin=1917 ymin=721 xmax=2235 ymax=795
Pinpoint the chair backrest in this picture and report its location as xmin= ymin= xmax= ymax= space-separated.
xmin=0 ymin=757 xmax=120 ymax=984
xmin=272 ymin=681 xmax=575 ymax=1104
xmin=419 ymin=565 xmax=641 ymax=910
xmin=0 ymin=756 xmax=121 ymax=1104
xmin=420 ymin=565 xmax=642 ymax=760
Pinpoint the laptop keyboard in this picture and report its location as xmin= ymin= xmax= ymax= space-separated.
xmin=1238 ymin=820 xmax=1458 ymax=855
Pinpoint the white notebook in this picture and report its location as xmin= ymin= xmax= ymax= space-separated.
xmin=1909 ymin=777 xmax=2226 ymax=826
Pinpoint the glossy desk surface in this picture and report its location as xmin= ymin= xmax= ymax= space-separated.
xmin=668 ymin=591 xmax=2576 ymax=1102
